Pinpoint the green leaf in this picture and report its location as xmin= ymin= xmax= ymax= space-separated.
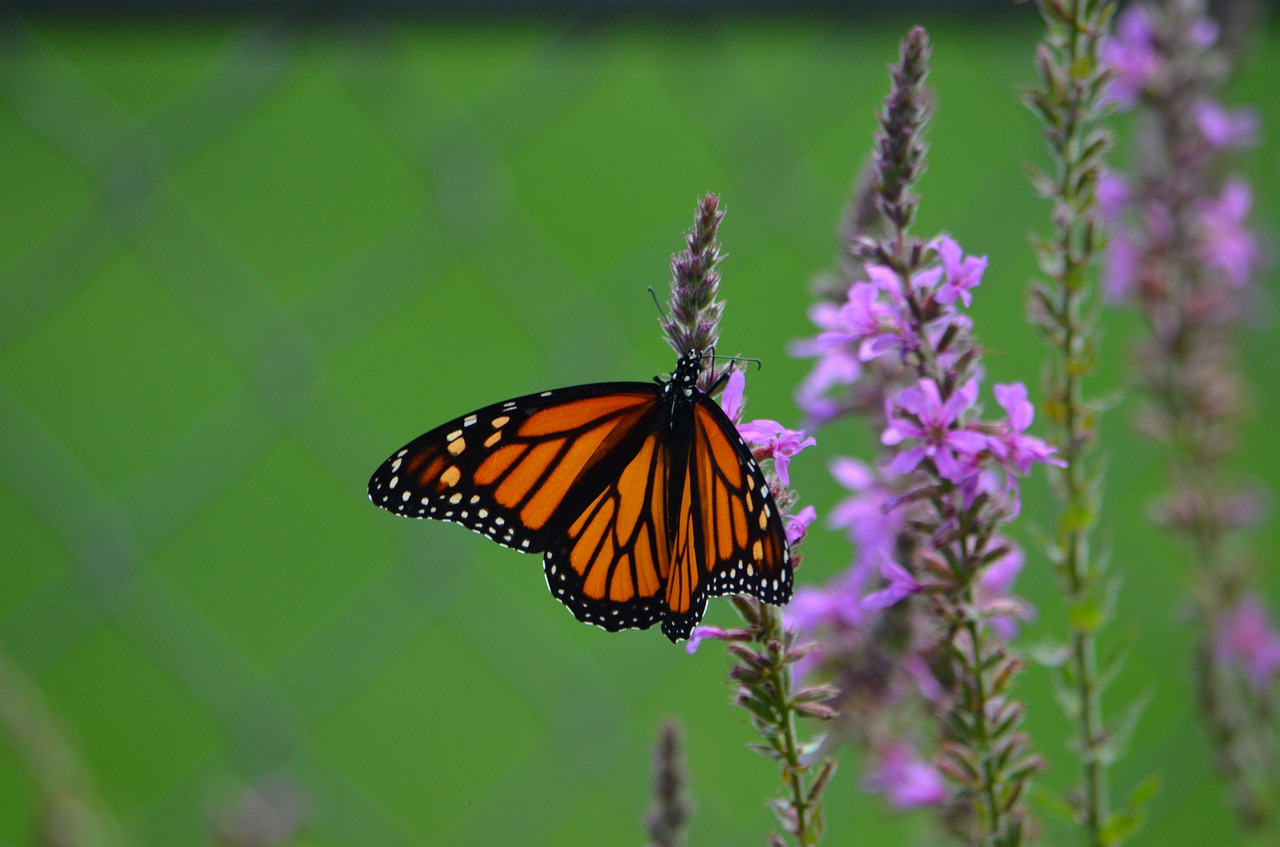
xmin=1127 ymin=773 xmax=1161 ymax=811
xmin=1068 ymin=596 xmax=1102 ymax=633
xmin=1051 ymin=664 xmax=1082 ymax=720
xmin=1095 ymin=627 xmax=1135 ymax=695
xmin=1059 ymin=501 xmax=1094 ymax=535
xmin=1027 ymin=638 xmax=1072 ymax=668
xmin=1098 ymin=693 xmax=1151 ymax=766
xmin=1031 ymin=785 xmax=1078 ymax=823
xmin=1100 ymin=809 xmax=1143 ymax=846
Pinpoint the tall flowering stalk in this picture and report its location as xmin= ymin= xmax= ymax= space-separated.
xmin=665 ymin=195 xmax=828 ymax=847
xmin=1098 ymin=0 xmax=1278 ymax=828
xmin=0 ymin=648 xmax=132 ymax=847
xmin=1022 ymin=2 xmax=1156 ymax=846
xmin=791 ymin=28 xmax=1056 ymax=846
xmin=644 ymin=720 xmax=692 ymax=847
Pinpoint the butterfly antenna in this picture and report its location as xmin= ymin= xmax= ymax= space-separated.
xmin=712 ymin=353 xmax=764 ymax=371
xmin=647 ymin=286 xmax=671 ymax=323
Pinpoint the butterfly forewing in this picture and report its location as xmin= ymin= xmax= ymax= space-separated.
xmin=368 ymin=384 xmax=661 ymax=554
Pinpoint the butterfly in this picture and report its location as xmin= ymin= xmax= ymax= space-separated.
xmin=367 ymin=348 xmax=793 ymax=642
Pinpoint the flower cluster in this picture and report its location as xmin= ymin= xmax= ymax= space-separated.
xmin=786 ymin=27 xmax=1057 ymax=844
xmin=792 ymin=235 xmax=1058 ymax=839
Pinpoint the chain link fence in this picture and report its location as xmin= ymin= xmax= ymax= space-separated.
xmin=1 ymin=10 xmax=1276 ymax=847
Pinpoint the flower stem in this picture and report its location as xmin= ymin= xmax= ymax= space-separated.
xmin=1025 ymin=1 xmax=1117 ymax=843
xmin=731 ymin=598 xmax=836 ymax=847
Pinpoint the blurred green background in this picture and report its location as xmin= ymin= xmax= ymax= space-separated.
xmin=1 ymin=9 xmax=1277 ymax=847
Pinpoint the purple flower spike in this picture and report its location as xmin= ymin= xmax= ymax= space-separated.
xmin=933 ymin=236 xmax=987 ymax=307
xmin=883 ymin=378 xmax=986 ymax=483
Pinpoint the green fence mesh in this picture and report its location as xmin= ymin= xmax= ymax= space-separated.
xmin=1 ymin=12 xmax=1277 ymax=847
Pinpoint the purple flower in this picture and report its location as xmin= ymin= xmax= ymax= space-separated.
xmin=862 ymin=553 xmax=923 ymax=611
xmin=685 ymin=626 xmax=730 ymax=655
xmin=792 ymin=282 xmax=895 ymax=362
xmin=883 ymin=378 xmax=987 ymax=484
xmin=987 ymin=382 xmax=1064 ymax=477
xmin=865 ymin=266 xmax=931 ymax=358
xmin=828 ymin=457 xmax=905 ymax=568
xmin=719 ymin=368 xmax=748 ymax=421
xmin=794 ymin=345 xmax=860 ymax=423
xmin=737 ymin=419 xmax=816 ymax=487
xmin=904 ymin=654 xmax=945 ymax=702
xmin=1102 ymin=229 xmax=1140 ymax=302
xmin=1197 ymin=178 xmax=1258 ymax=288
xmin=1215 ymin=594 xmax=1280 ymax=690
xmin=865 ymin=742 xmax=947 ymax=809
xmin=786 ymin=569 xmax=869 ymax=633
xmin=723 ymin=370 xmax=816 ymax=486
xmin=784 ymin=504 xmax=818 ymax=546
xmin=1102 ymin=6 xmax=1160 ymax=107
xmin=933 ymin=236 xmax=987 ymax=307
xmin=837 ymin=282 xmax=898 ymax=358
xmin=1187 ymin=16 xmax=1219 ymax=49
xmin=1194 ymin=100 xmax=1259 ymax=149
xmin=978 ymin=546 xmax=1033 ymax=640
xmin=1096 ymin=171 xmax=1130 ymax=221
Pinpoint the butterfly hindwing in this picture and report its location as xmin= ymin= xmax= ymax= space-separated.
xmin=542 ymin=428 xmax=674 ymax=633
xmin=368 ymin=383 xmax=662 ymax=554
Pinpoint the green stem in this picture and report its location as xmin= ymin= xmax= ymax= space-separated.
xmin=759 ymin=603 xmax=818 ymax=846
xmin=964 ymin=615 xmax=1006 ymax=846
xmin=1031 ymin=1 xmax=1117 ymax=843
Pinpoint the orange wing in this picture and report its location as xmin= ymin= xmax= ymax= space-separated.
xmin=368 ymin=384 xmax=661 ymax=553
xmin=660 ymin=397 xmax=791 ymax=640
xmin=541 ymin=428 xmax=674 ymax=634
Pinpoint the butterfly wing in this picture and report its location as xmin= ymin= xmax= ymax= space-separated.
xmin=368 ymin=383 xmax=663 ymax=554
xmin=659 ymin=394 xmax=793 ymax=641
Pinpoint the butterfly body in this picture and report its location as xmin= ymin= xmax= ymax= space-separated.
xmin=368 ymin=351 xmax=792 ymax=641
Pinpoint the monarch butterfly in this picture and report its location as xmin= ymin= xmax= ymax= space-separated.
xmin=367 ymin=349 xmax=793 ymax=642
